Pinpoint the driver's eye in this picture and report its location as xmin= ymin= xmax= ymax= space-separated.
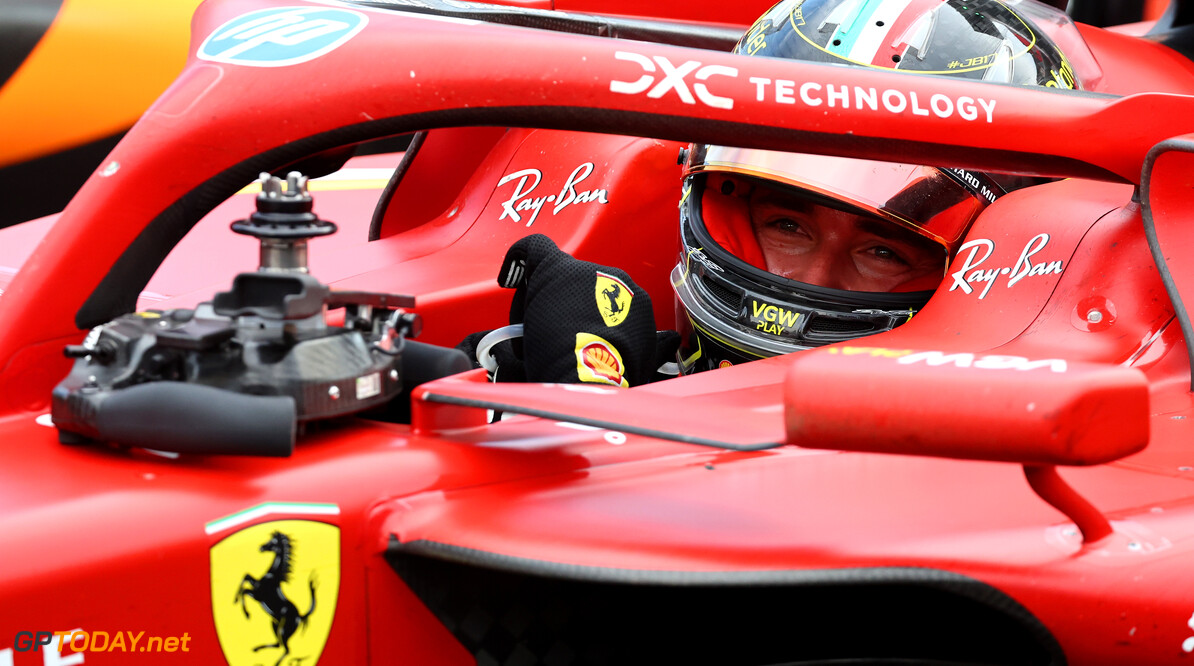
xmin=867 ymin=245 xmax=909 ymax=265
xmin=773 ymin=218 xmax=801 ymax=233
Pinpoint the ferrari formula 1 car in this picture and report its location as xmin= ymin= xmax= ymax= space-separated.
xmin=4 ymin=0 xmax=1194 ymax=664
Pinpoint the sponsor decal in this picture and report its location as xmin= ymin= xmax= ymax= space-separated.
xmin=1044 ymin=57 xmax=1077 ymax=89
xmin=897 ymin=351 xmax=1067 ymax=373
xmin=718 ymin=360 xmax=733 ymax=368
xmin=746 ymin=78 xmax=996 ymax=122
xmin=827 ymin=346 xmax=914 ymax=358
xmin=741 ymin=18 xmax=772 ymax=56
xmin=209 ymin=503 xmax=340 ymax=666
xmin=574 ymin=333 xmax=628 ymax=387
xmin=943 ymin=167 xmax=999 ymax=203
xmin=595 ymin=272 xmax=633 ymax=327
xmin=610 ymin=50 xmax=998 ymax=122
xmin=948 ymin=233 xmax=1065 ymax=299
xmin=497 ymin=163 xmax=609 ymax=227
xmin=684 ymin=246 xmax=722 ymax=272
xmin=356 ymin=372 xmax=381 ymax=400
xmin=198 ymin=7 xmax=367 ymax=67
xmin=610 ymin=52 xmax=737 ymax=109
xmin=749 ymin=300 xmax=800 ymax=336
xmin=827 ymin=346 xmax=1067 ymax=372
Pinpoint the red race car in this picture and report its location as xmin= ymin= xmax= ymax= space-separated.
xmin=2 ymin=0 xmax=1194 ymax=664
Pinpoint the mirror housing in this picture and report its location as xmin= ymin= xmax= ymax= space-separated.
xmin=784 ymin=346 xmax=1149 ymax=466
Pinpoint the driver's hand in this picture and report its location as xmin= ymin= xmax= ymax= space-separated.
xmin=457 ymin=234 xmax=674 ymax=387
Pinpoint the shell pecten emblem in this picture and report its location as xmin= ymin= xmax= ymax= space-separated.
xmin=594 ymin=271 xmax=633 ymax=327
xmin=209 ymin=504 xmax=341 ymax=666
xmin=575 ymin=333 xmax=629 ymax=387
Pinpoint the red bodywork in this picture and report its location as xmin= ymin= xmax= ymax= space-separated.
xmin=3 ymin=0 xmax=1194 ymax=664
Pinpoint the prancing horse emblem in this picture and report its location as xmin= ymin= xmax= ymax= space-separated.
xmin=235 ymin=531 xmax=317 ymax=666
xmin=210 ymin=514 xmax=340 ymax=666
xmin=595 ymin=271 xmax=633 ymax=327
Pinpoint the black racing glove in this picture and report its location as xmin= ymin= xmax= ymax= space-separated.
xmin=457 ymin=234 xmax=678 ymax=387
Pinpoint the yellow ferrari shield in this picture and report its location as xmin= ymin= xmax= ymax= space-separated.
xmin=595 ymin=271 xmax=633 ymax=327
xmin=211 ymin=518 xmax=340 ymax=666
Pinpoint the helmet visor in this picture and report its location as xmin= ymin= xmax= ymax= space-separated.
xmin=687 ymin=145 xmax=997 ymax=252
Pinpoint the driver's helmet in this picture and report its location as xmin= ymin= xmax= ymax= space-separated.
xmin=673 ymin=0 xmax=1097 ymax=374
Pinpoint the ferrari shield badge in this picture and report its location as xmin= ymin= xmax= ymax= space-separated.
xmin=208 ymin=503 xmax=341 ymax=666
xmin=595 ymin=271 xmax=633 ymax=327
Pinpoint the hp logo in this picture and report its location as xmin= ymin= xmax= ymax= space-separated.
xmin=198 ymin=7 xmax=368 ymax=67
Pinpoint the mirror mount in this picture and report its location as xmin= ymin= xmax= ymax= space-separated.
xmin=1024 ymin=465 xmax=1112 ymax=543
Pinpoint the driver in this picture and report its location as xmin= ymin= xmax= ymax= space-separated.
xmin=672 ymin=147 xmax=1028 ymax=373
xmin=460 ymin=0 xmax=1090 ymax=384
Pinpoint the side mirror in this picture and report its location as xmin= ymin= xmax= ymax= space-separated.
xmin=784 ymin=345 xmax=1150 ymax=542
xmin=784 ymin=346 xmax=1148 ymax=465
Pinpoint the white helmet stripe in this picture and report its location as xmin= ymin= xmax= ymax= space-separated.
xmin=846 ymin=0 xmax=916 ymax=64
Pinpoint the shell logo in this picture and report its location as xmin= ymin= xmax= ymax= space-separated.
xmin=583 ymin=345 xmax=622 ymax=381
xmin=574 ymin=333 xmax=628 ymax=387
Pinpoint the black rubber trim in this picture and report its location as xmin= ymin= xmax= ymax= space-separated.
xmin=344 ymin=0 xmax=744 ymax=51
xmin=1140 ymin=136 xmax=1194 ymax=390
xmin=0 ymin=131 xmax=124 ymax=228
xmin=76 ymin=106 xmax=1119 ymax=330
xmin=368 ymin=130 xmax=426 ymax=241
xmin=0 ymin=0 xmax=64 ymax=90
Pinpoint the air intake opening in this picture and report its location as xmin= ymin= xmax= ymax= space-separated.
xmin=388 ymin=541 xmax=1066 ymax=666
